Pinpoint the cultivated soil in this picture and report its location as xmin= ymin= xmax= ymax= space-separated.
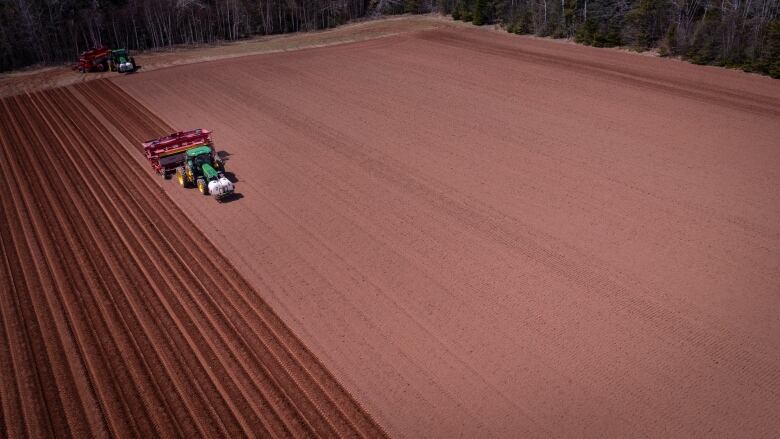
xmin=2 ymin=17 xmax=779 ymax=438
xmin=0 ymin=83 xmax=385 ymax=437
xmin=115 ymin=25 xmax=780 ymax=438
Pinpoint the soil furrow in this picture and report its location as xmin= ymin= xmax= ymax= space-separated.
xmin=45 ymin=87 xmax=235 ymax=439
xmin=63 ymin=90 xmax=305 ymax=439
xmin=0 ymin=99 xmax=102 ymax=438
xmin=0 ymin=233 xmax=33 ymax=439
xmin=50 ymin=97 xmax=273 ymax=438
xmin=69 ymin=82 xmax=342 ymax=436
xmin=25 ymin=88 xmax=186 ymax=438
xmin=0 ymin=81 xmax=384 ymax=437
xmin=8 ymin=94 xmax=138 ymax=438
xmin=79 ymin=78 xmax=386 ymax=438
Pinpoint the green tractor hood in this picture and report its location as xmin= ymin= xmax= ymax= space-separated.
xmin=201 ymin=163 xmax=218 ymax=180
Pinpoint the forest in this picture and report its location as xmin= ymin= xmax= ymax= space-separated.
xmin=442 ymin=0 xmax=780 ymax=77
xmin=0 ymin=0 xmax=778 ymax=77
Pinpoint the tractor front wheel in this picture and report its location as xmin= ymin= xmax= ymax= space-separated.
xmin=197 ymin=178 xmax=208 ymax=195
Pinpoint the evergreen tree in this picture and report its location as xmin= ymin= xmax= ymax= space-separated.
xmin=756 ymin=20 xmax=780 ymax=78
xmin=472 ymin=0 xmax=488 ymax=25
xmin=623 ymin=0 xmax=671 ymax=50
xmin=405 ymin=0 xmax=422 ymax=13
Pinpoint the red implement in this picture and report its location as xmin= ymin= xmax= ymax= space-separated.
xmin=75 ymin=46 xmax=111 ymax=72
xmin=142 ymin=129 xmax=212 ymax=177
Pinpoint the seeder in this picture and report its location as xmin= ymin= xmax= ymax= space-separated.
xmin=142 ymin=129 xmax=235 ymax=201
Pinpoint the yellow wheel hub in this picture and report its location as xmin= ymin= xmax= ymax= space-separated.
xmin=177 ymin=172 xmax=184 ymax=186
xmin=198 ymin=181 xmax=205 ymax=194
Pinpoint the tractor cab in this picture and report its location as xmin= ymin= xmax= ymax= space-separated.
xmin=185 ymin=146 xmax=223 ymax=179
xmin=112 ymin=49 xmax=129 ymax=61
xmin=186 ymin=146 xmax=214 ymax=166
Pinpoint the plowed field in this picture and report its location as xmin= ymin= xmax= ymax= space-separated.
xmin=117 ymin=27 xmax=780 ymax=437
xmin=3 ymin=21 xmax=780 ymax=438
xmin=0 ymin=84 xmax=384 ymax=437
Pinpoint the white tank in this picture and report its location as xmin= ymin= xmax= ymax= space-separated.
xmin=208 ymin=177 xmax=234 ymax=200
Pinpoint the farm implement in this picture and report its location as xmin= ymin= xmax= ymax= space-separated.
xmin=143 ymin=129 xmax=235 ymax=201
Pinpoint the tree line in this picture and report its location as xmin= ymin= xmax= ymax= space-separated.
xmin=0 ymin=0 xmax=370 ymax=71
xmin=1 ymin=0 xmax=778 ymax=77
xmin=437 ymin=0 xmax=780 ymax=77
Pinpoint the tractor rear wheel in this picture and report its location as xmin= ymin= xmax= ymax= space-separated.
xmin=176 ymin=167 xmax=188 ymax=187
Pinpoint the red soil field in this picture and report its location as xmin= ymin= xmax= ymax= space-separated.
xmin=116 ymin=27 xmax=780 ymax=437
xmin=0 ymin=84 xmax=384 ymax=437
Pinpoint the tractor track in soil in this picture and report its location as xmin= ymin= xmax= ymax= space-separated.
xmin=0 ymin=84 xmax=386 ymax=437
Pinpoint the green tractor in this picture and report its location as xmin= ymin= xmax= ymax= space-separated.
xmin=175 ymin=146 xmax=234 ymax=200
xmin=109 ymin=49 xmax=136 ymax=73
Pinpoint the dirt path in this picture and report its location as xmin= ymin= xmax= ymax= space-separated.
xmin=0 ymin=85 xmax=385 ymax=437
xmin=116 ymin=26 xmax=780 ymax=437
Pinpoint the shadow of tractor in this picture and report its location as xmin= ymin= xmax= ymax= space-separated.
xmin=218 ymin=192 xmax=244 ymax=203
